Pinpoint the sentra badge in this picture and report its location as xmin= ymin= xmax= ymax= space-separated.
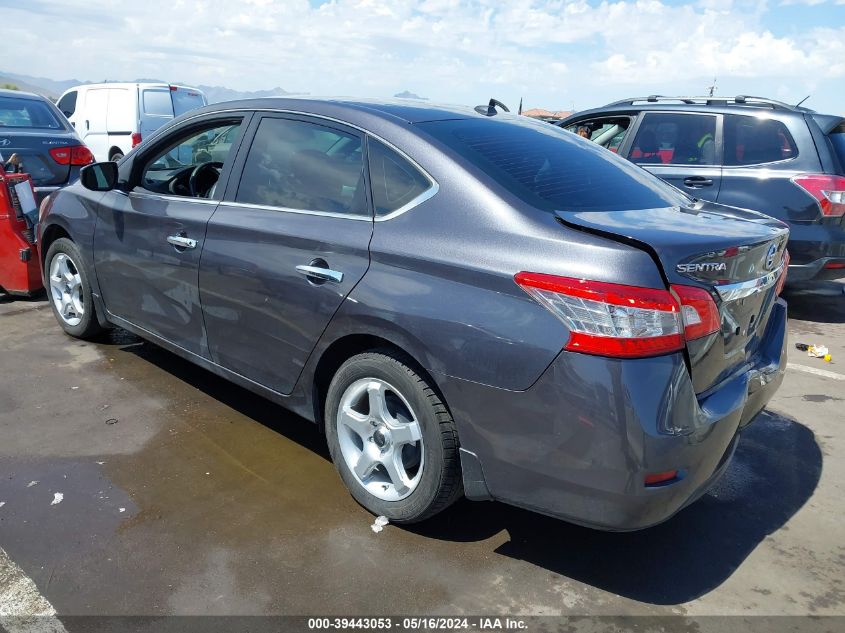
xmin=676 ymin=262 xmax=727 ymax=274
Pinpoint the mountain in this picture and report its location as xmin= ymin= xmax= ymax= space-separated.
xmin=0 ymin=71 xmax=296 ymax=103
xmin=394 ymin=90 xmax=427 ymax=100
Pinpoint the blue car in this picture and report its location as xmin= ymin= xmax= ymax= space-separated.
xmin=37 ymin=98 xmax=789 ymax=529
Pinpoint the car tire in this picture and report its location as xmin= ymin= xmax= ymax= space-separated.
xmin=325 ymin=350 xmax=463 ymax=523
xmin=109 ymin=151 xmax=124 ymax=162
xmin=44 ymin=238 xmax=103 ymax=340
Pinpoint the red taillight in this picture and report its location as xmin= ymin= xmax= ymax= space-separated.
xmin=169 ymin=85 xmax=178 ymax=91
xmin=49 ymin=144 xmax=95 ymax=166
xmin=825 ymin=261 xmax=845 ymax=269
xmin=514 ymin=273 xmax=721 ymax=359
xmin=776 ymin=250 xmax=790 ymax=295
xmin=791 ymin=174 xmax=845 ymax=217
xmin=645 ymin=470 xmax=678 ymax=486
xmin=671 ymin=284 xmax=720 ymax=341
xmin=131 ymin=132 xmax=142 ymax=148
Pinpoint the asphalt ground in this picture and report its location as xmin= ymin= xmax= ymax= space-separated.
xmin=0 ymin=281 xmax=843 ymax=626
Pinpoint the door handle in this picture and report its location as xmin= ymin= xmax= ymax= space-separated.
xmin=85 ymin=120 xmax=89 ymax=130
xmin=296 ymin=264 xmax=344 ymax=284
xmin=683 ymin=176 xmax=713 ymax=187
xmin=167 ymin=234 xmax=198 ymax=250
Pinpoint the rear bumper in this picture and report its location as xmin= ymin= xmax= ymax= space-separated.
xmin=441 ymin=298 xmax=787 ymax=531
xmin=786 ymin=222 xmax=845 ymax=282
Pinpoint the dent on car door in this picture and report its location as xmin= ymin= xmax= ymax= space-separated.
xmin=625 ymin=112 xmax=723 ymax=200
xmin=199 ymin=114 xmax=373 ymax=395
xmin=93 ymin=116 xmax=248 ymax=357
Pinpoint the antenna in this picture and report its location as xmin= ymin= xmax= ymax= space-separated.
xmin=707 ymin=77 xmax=717 ymax=98
xmin=795 ymin=95 xmax=811 ymax=108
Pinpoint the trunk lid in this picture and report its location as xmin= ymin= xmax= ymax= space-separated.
xmin=0 ymin=130 xmax=74 ymax=187
xmin=557 ymin=200 xmax=789 ymax=393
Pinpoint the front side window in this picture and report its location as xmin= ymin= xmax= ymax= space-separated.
xmin=723 ymin=115 xmax=797 ymax=166
xmin=235 ymin=117 xmax=367 ymax=216
xmin=0 ymin=96 xmax=62 ymax=129
xmin=629 ymin=113 xmax=717 ymax=166
xmin=57 ymin=91 xmax=77 ymax=118
xmin=368 ymin=139 xmax=433 ymax=217
xmin=139 ymin=121 xmax=242 ymax=198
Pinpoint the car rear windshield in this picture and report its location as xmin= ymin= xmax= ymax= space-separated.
xmin=171 ymin=89 xmax=206 ymax=116
xmin=417 ymin=117 xmax=689 ymax=212
xmin=0 ymin=96 xmax=62 ymax=129
xmin=828 ymin=124 xmax=845 ymax=171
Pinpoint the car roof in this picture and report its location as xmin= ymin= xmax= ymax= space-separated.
xmin=0 ymin=88 xmax=47 ymax=100
xmin=192 ymin=96 xmax=494 ymax=125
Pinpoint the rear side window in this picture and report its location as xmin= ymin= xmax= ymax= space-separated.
xmin=236 ymin=117 xmax=367 ymax=216
xmin=143 ymin=90 xmax=174 ymax=117
xmin=0 ymin=96 xmax=62 ymax=129
xmin=826 ymin=123 xmax=845 ymax=171
xmin=418 ymin=117 xmax=689 ymax=213
xmin=724 ymin=115 xmax=797 ymax=166
xmin=629 ymin=113 xmax=717 ymax=166
xmin=368 ymin=139 xmax=433 ymax=217
xmin=564 ymin=117 xmax=632 ymax=153
xmin=57 ymin=91 xmax=77 ymax=118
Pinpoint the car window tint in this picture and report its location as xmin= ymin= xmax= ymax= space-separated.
xmin=171 ymin=89 xmax=205 ymax=116
xmin=57 ymin=91 xmax=77 ymax=118
xmin=564 ymin=118 xmax=631 ymax=153
xmin=629 ymin=113 xmax=717 ymax=166
xmin=0 ymin=96 xmax=62 ymax=129
xmin=143 ymin=90 xmax=174 ymax=117
xmin=724 ymin=115 xmax=797 ymax=166
xmin=829 ymin=126 xmax=845 ymax=171
xmin=140 ymin=121 xmax=242 ymax=197
xmin=418 ymin=117 xmax=689 ymax=213
xmin=236 ymin=117 xmax=367 ymax=216
xmin=368 ymin=139 xmax=432 ymax=216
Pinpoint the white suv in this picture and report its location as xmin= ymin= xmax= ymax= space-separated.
xmin=56 ymin=83 xmax=207 ymax=162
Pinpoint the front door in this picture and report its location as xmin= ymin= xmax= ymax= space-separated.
xmin=626 ymin=112 xmax=723 ymax=200
xmin=93 ymin=116 xmax=248 ymax=357
xmin=200 ymin=114 xmax=373 ymax=394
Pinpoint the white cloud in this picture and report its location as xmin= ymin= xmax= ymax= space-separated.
xmin=0 ymin=0 xmax=841 ymax=112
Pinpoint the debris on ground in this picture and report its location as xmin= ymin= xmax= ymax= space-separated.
xmin=0 ymin=502 xmax=5 ymax=509
xmin=26 ymin=481 xmax=38 ymax=488
xmin=371 ymin=515 xmax=389 ymax=533
xmin=119 ymin=508 xmax=125 ymax=513
xmin=105 ymin=418 xmax=119 ymax=425
xmin=795 ymin=342 xmax=832 ymax=362
xmin=50 ymin=493 xmax=63 ymax=506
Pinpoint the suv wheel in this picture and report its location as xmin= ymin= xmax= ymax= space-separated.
xmin=325 ymin=351 xmax=463 ymax=523
xmin=45 ymin=238 xmax=102 ymax=339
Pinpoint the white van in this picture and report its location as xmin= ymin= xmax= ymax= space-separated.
xmin=55 ymin=83 xmax=207 ymax=162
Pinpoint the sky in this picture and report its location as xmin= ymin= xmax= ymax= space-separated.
xmin=2 ymin=0 xmax=844 ymax=113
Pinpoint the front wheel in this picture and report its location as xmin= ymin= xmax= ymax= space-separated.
xmin=325 ymin=351 xmax=463 ymax=523
xmin=45 ymin=238 xmax=102 ymax=339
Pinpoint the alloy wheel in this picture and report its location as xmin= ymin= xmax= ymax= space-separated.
xmin=49 ymin=253 xmax=85 ymax=327
xmin=336 ymin=378 xmax=424 ymax=501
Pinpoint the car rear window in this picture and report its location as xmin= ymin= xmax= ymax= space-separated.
xmin=171 ymin=89 xmax=206 ymax=116
xmin=418 ymin=117 xmax=689 ymax=213
xmin=724 ymin=114 xmax=797 ymax=166
xmin=0 ymin=96 xmax=62 ymax=129
xmin=143 ymin=90 xmax=174 ymax=117
xmin=828 ymin=124 xmax=845 ymax=171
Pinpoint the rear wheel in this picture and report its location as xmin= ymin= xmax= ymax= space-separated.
xmin=109 ymin=151 xmax=124 ymax=162
xmin=45 ymin=238 xmax=102 ymax=339
xmin=325 ymin=351 xmax=462 ymax=523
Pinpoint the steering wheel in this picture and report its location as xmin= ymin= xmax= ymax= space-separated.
xmin=189 ymin=161 xmax=223 ymax=197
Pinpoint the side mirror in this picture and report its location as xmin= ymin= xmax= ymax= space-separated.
xmin=80 ymin=162 xmax=118 ymax=192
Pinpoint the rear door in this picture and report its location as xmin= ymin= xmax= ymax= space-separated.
xmin=199 ymin=113 xmax=373 ymax=394
xmin=105 ymin=87 xmax=135 ymax=154
xmin=79 ymin=88 xmax=110 ymax=161
xmin=93 ymin=114 xmax=249 ymax=356
xmin=626 ymin=112 xmax=723 ymax=199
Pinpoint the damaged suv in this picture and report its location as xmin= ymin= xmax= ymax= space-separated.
xmin=39 ymin=98 xmax=788 ymax=529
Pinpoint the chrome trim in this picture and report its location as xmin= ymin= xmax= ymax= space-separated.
xmin=222 ymin=200 xmax=371 ymax=221
xmin=34 ymin=186 xmax=61 ymax=193
xmin=295 ymin=264 xmax=344 ymax=283
xmin=128 ymin=190 xmax=219 ymax=205
xmin=146 ymin=106 xmax=440 ymax=220
xmin=167 ymin=235 xmax=198 ymax=249
xmin=715 ymin=262 xmax=785 ymax=301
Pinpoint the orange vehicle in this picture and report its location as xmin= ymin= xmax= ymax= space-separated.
xmin=0 ymin=172 xmax=42 ymax=296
